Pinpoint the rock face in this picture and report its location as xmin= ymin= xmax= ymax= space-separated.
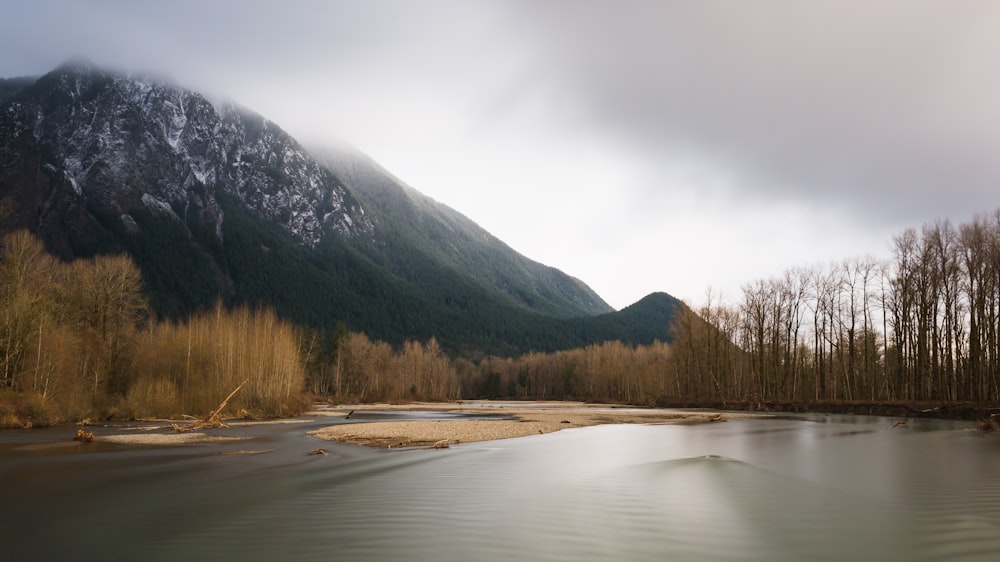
xmin=0 ymin=61 xmax=371 ymax=258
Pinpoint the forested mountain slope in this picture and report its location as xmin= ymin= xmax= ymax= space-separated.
xmin=0 ymin=62 xmax=680 ymax=355
xmin=314 ymin=145 xmax=613 ymax=318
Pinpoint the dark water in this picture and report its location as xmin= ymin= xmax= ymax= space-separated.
xmin=2 ymin=412 xmax=999 ymax=561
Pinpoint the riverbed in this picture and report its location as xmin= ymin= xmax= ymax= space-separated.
xmin=1 ymin=407 xmax=998 ymax=561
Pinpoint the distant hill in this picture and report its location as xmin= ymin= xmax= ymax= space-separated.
xmin=0 ymin=62 xmax=682 ymax=355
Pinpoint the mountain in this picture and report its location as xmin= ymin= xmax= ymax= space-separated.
xmin=0 ymin=77 xmax=36 ymax=103
xmin=0 ymin=62 xmax=681 ymax=355
xmin=0 ymin=61 xmax=370 ymax=253
xmin=313 ymin=145 xmax=613 ymax=318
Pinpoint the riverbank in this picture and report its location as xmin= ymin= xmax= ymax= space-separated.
xmin=6 ymin=398 xmax=995 ymax=450
xmin=307 ymin=401 xmax=741 ymax=448
xmin=657 ymin=399 xmax=1000 ymax=421
xmin=0 ymin=402 xmax=742 ymax=451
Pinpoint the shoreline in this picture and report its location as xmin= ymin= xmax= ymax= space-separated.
xmin=8 ymin=399 xmax=991 ymax=450
xmin=657 ymin=399 xmax=1000 ymax=421
xmin=1 ymin=402 xmax=744 ymax=450
xmin=34 ymin=398 xmax=990 ymax=451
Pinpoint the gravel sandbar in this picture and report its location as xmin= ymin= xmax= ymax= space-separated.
xmin=309 ymin=402 xmax=737 ymax=448
xmin=99 ymin=433 xmax=251 ymax=445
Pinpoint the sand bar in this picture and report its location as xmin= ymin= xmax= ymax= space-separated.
xmin=98 ymin=432 xmax=251 ymax=446
xmin=309 ymin=401 xmax=743 ymax=448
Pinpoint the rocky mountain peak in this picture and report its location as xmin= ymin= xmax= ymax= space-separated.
xmin=1 ymin=62 xmax=371 ymax=255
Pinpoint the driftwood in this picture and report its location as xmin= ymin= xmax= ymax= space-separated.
xmin=922 ymin=402 xmax=970 ymax=414
xmin=976 ymin=414 xmax=998 ymax=434
xmin=74 ymin=429 xmax=95 ymax=443
xmin=172 ymin=380 xmax=248 ymax=433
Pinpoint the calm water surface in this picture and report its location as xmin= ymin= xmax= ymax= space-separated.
xmin=2 ymin=412 xmax=999 ymax=561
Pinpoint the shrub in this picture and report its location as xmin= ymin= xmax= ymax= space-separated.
xmin=0 ymin=391 xmax=58 ymax=428
xmin=125 ymin=376 xmax=181 ymax=419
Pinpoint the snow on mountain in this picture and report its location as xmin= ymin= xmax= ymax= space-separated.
xmin=0 ymin=62 xmax=371 ymax=251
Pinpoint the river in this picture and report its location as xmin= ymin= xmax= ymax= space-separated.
xmin=2 ymin=410 xmax=999 ymax=561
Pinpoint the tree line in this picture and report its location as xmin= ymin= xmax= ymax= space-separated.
xmin=308 ymin=334 xmax=673 ymax=406
xmin=305 ymin=328 xmax=459 ymax=402
xmin=670 ymin=210 xmax=1000 ymax=405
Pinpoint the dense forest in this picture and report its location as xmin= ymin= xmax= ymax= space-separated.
xmin=3 ymin=209 xmax=1000 ymax=427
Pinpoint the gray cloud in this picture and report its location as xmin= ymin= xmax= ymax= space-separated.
xmin=7 ymin=1 xmax=998 ymax=221
xmin=504 ymin=0 xmax=1000 ymax=226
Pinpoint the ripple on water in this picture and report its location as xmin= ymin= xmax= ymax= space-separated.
xmin=5 ymin=416 xmax=1000 ymax=561
xmin=913 ymin=477 xmax=1000 ymax=562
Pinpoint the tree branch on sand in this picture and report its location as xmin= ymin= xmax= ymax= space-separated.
xmin=173 ymin=379 xmax=247 ymax=433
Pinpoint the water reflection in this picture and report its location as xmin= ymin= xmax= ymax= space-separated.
xmin=2 ymin=415 xmax=999 ymax=561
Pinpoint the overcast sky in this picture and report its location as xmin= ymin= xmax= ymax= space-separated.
xmin=3 ymin=1 xmax=999 ymax=309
